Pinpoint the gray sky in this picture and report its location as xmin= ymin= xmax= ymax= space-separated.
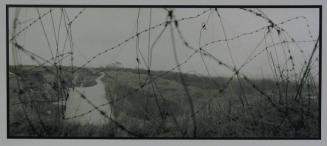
xmin=9 ymin=8 xmax=319 ymax=79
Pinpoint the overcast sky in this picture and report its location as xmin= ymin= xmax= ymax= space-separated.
xmin=9 ymin=7 xmax=319 ymax=79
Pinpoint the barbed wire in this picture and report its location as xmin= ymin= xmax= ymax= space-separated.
xmin=72 ymin=8 xmax=211 ymax=73
xmin=9 ymin=7 xmax=319 ymax=137
xmin=10 ymin=8 xmax=56 ymax=41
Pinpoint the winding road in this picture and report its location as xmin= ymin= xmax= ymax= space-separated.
xmin=64 ymin=72 xmax=111 ymax=125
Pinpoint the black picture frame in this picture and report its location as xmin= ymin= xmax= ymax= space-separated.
xmin=6 ymin=4 xmax=322 ymax=140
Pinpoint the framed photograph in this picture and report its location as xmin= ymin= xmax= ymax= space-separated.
xmin=1 ymin=0 xmax=326 ymax=146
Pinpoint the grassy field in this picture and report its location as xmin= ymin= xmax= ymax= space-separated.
xmin=8 ymin=65 xmax=319 ymax=138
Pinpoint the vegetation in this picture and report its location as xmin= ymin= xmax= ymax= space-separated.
xmin=8 ymin=65 xmax=319 ymax=138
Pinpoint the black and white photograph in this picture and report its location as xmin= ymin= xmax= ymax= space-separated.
xmin=2 ymin=2 xmax=325 ymax=145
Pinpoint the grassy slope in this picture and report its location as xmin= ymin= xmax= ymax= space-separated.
xmin=100 ymin=67 xmax=319 ymax=137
